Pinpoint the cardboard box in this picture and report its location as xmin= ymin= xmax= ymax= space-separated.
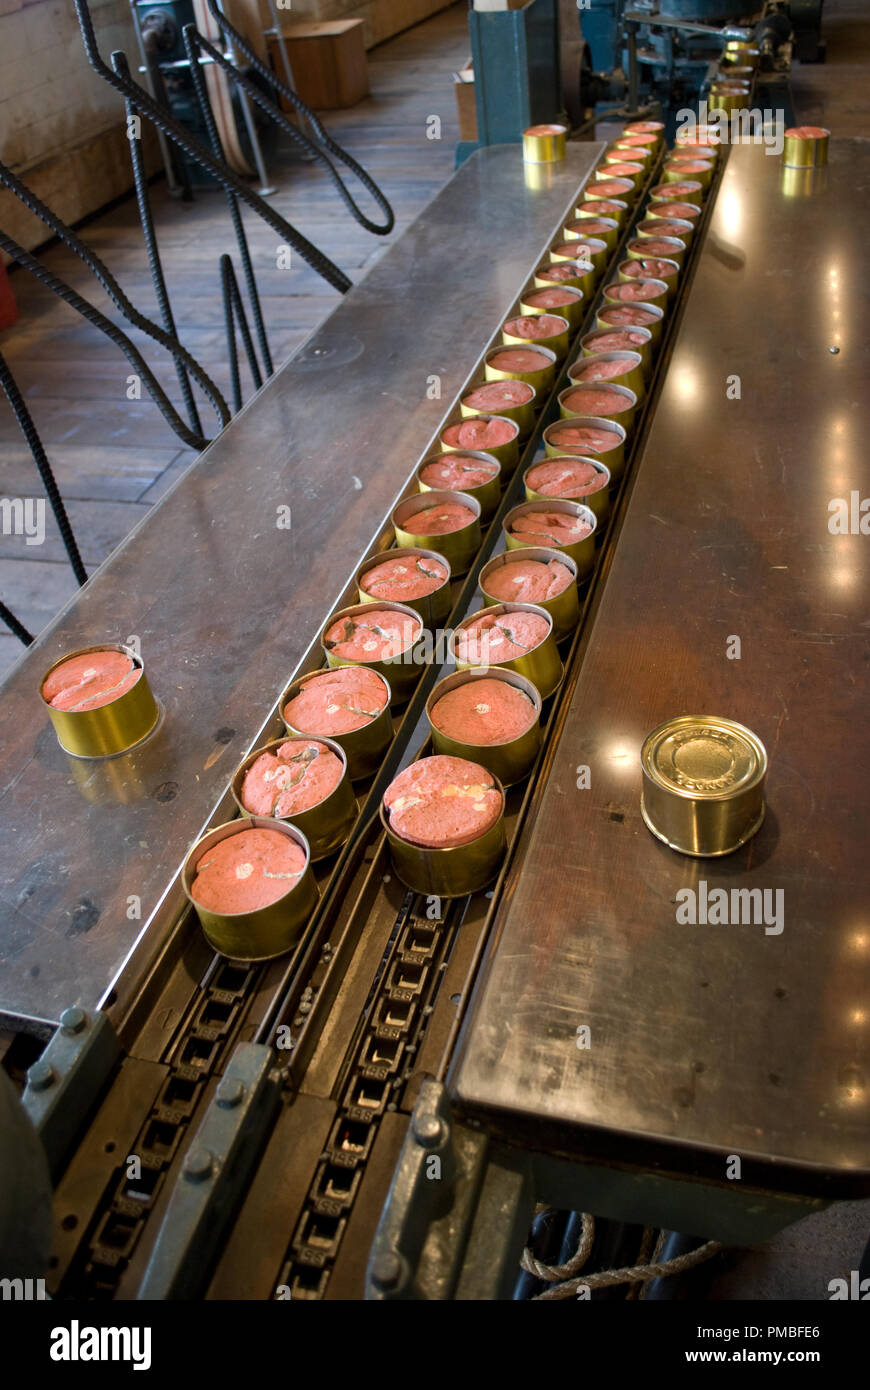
xmin=454 ymin=62 xmax=477 ymax=142
xmin=268 ymin=20 xmax=369 ymax=111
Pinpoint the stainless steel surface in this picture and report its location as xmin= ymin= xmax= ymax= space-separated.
xmin=450 ymin=139 xmax=870 ymax=1193
xmin=0 ymin=142 xmax=605 ymax=1029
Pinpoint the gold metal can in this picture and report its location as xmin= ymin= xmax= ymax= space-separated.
xmin=426 ymin=668 xmax=542 ymax=787
xmin=707 ymin=93 xmax=745 ymax=116
xmin=626 ymin=233 xmax=686 ymax=270
xmin=580 ymin=325 xmax=652 ymax=375
xmin=595 ymin=300 xmax=665 ymax=348
xmin=380 ymin=786 xmax=507 ymax=899
xmin=40 ymin=643 xmax=159 ymax=759
xmin=502 ymin=312 xmax=571 ymax=361
xmin=663 ymin=158 xmax=714 ymax=191
xmin=533 ymin=259 xmax=596 ymax=297
xmin=478 ymin=546 xmax=580 ymax=641
xmin=609 ymin=141 xmax=653 ymax=167
xmin=450 ymin=601 xmax=563 ymax=698
xmin=439 ymin=416 xmax=520 ymax=472
xmin=281 ymin=665 xmax=394 ymax=781
xmin=617 ymin=256 xmax=680 ymax=301
xmin=602 ymin=278 xmax=669 ymax=318
xmin=640 ymin=715 xmax=768 ymax=857
xmin=558 ymin=380 xmax=637 ymax=436
xmin=542 ymin=415 xmax=627 ymax=480
xmin=522 ymin=123 xmax=567 ymax=163
xmin=484 ymin=342 xmax=558 ymax=396
xmin=568 ymin=348 xmax=645 ymax=402
xmin=183 ymin=816 xmax=319 ymax=961
xmin=519 ymin=285 xmax=585 ymax=330
xmin=582 ymin=176 xmax=634 ymax=203
xmin=723 ymin=41 xmax=759 ymax=67
xmin=523 ymin=454 xmax=611 ymax=524
xmin=636 ymin=216 xmax=694 ymax=249
xmin=649 ymin=181 xmax=704 ymax=208
xmin=417 ymin=449 xmax=502 ymax=519
xmin=357 ymin=547 xmax=452 ymax=626
xmin=231 ymin=735 xmax=357 ymax=862
xmin=550 ymin=237 xmax=607 ymax=279
xmin=595 ymin=159 xmax=643 ymax=192
xmin=782 ymin=126 xmax=830 ymax=169
xmin=322 ymin=598 xmax=426 ymax=703
xmin=573 ymin=197 xmax=629 ymax=227
xmin=460 ymin=380 xmax=537 ymax=438
xmin=563 ymin=215 xmax=620 ymax=253
xmin=503 ymin=499 xmax=597 ymax=575
xmin=392 ymin=489 xmax=482 ymax=577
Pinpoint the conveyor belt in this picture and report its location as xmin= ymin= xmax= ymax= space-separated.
xmin=33 ymin=130 xmax=730 ymax=1301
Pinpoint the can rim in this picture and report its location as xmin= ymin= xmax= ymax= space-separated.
xmin=524 ymin=453 xmax=611 ymax=500
xmin=322 ymin=597 xmax=425 ymax=664
xmin=640 ymin=715 xmax=769 ymax=803
xmin=182 ymin=815 xmax=313 ymax=920
xmin=231 ymin=733 xmax=350 ymax=820
xmin=280 ymin=662 xmax=393 ymax=734
xmin=39 ymin=641 xmax=146 ymax=713
xmin=426 ymin=667 xmax=542 ymax=751
xmin=479 ymin=545 xmax=578 ymax=599
xmin=417 ymin=448 xmax=502 ymax=491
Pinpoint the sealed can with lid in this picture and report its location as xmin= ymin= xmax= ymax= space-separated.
xmin=640 ymin=715 xmax=768 ymax=856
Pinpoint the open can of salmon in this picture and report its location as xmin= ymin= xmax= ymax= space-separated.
xmin=563 ymin=215 xmax=620 ymax=253
xmin=450 ymin=601 xmax=563 ymax=699
xmin=40 ymin=642 xmax=159 ymax=759
xmin=502 ymin=312 xmax=572 ymax=361
xmin=426 ymin=668 xmax=542 ymax=786
xmin=524 ymin=454 xmax=611 ymax=524
xmin=322 ymin=598 xmax=425 ymax=703
xmin=533 ymin=259 xmax=596 ymax=297
xmin=782 ymin=126 xmax=830 ymax=168
xmin=602 ymin=278 xmax=669 ymax=318
xmin=392 ymin=489 xmax=482 ymax=576
xmin=183 ymin=816 xmax=319 ymax=962
xmin=479 ymin=546 xmax=580 ymax=641
xmin=357 ymin=546 xmax=452 ymax=626
xmin=231 ymin=735 xmax=356 ymax=862
xmin=552 ymin=233 xmax=609 ymax=274
xmin=543 ymin=415 xmax=627 ymax=480
xmin=568 ymin=346 xmax=646 ymax=402
xmin=460 ymin=378 xmax=537 ymax=437
xmin=626 ymin=233 xmax=686 ymax=270
xmin=380 ymin=765 xmax=507 ymax=899
xmin=522 ymin=123 xmax=567 ymax=162
xmin=503 ymin=498 xmax=598 ymax=575
xmin=573 ymin=196 xmax=629 ymax=227
xmin=580 ymin=324 xmax=653 ymax=375
xmin=519 ymin=284 xmax=585 ymax=330
xmin=439 ymin=417 xmax=520 ymax=473
xmin=484 ymin=342 xmax=558 ymax=397
xmin=640 ymin=715 xmax=768 ymax=857
xmin=281 ymin=665 xmax=394 ymax=781
xmin=558 ymin=380 xmax=637 ymax=437
xmin=596 ymin=300 xmax=664 ymax=348
xmin=416 ymin=450 xmax=502 ymax=519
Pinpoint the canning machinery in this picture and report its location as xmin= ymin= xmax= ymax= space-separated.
xmin=0 ymin=99 xmax=867 ymax=1300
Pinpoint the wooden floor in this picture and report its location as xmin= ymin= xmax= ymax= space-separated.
xmin=0 ymin=2 xmax=469 ymax=678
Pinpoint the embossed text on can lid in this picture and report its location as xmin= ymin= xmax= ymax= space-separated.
xmin=641 ymin=715 xmax=767 ymax=802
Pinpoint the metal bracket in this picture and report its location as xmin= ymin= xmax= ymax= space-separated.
xmin=21 ymin=1006 xmax=121 ymax=1182
xmin=137 ymin=1042 xmax=280 ymax=1299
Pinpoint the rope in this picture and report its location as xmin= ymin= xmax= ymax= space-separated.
xmin=532 ymin=1230 xmax=724 ymax=1301
xmin=521 ymin=1211 xmax=595 ymax=1282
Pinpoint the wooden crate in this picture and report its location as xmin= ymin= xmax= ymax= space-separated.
xmin=268 ymin=20 xmax=369 ymax=111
